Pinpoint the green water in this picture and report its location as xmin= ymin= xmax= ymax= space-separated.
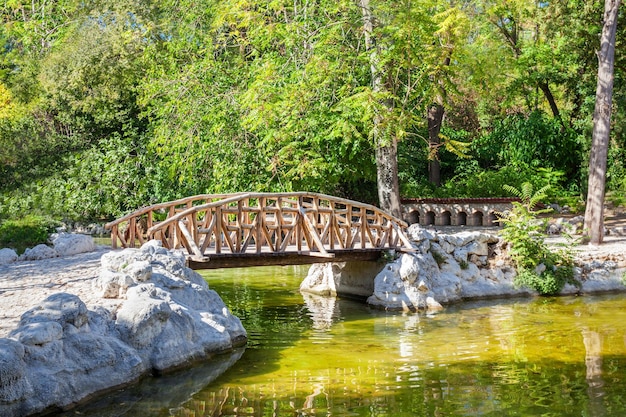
xmin=68 ymin=265 xmax=626 ymax=416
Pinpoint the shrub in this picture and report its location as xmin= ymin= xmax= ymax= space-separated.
xmin=0 ymin=215 xmax=58 ymax=254
xmin=431 ymin=250 xmax=447 ymax=267
xmin=498 ymin=183 xmax=578 ymax=295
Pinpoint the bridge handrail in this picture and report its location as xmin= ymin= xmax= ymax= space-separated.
xmin=145 ymin=193 xmax=253 ymax=235
xmin=105 ymin=191 xmax=412 ymax=255
xmin=104 ymin=193 xmax=247 ymax=230
xmin=147 ymin=192 xmax=407 ymax=233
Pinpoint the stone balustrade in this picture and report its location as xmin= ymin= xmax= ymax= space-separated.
xmin=401 ymin=197 xmax=521 ymax=227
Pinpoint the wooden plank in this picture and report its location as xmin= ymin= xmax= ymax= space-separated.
xmin=178 ymin=220 xmax=204 ymax=258
xmin=110 ymin=225 xmax=119 ymax=249
xmin=299 ymin=208 xmax=329 ymax=256
xmin=215 ymin=206 xmax=222 ymax=253
xmin=393 ymin=223 xmax=414 ymax=249
xmin=199 ymin=213 xmax=217 ymax=253
xmin=241 ymin=215 xmax=257 ymax=252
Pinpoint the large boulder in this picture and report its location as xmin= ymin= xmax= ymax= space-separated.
xmin=18 ymin=244 xmax=58 ymax=261
xmin=0 ymin=248 xmax=18 ymax=265
xmin=367 ymin=253 xmax=444 ymax=311
xmin=0 ymin=240 xmax=247 ymax=416
xmin=51 ymin=233 xmax=96 ymax=256
xmin=2 ymin=294 xmax=143 ymax=416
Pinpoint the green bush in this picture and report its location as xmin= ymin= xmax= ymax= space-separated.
xmin=498 ymin=183 xmax=578 ymax=295
xmin=0 ymin=215 xmax=58 ymax=254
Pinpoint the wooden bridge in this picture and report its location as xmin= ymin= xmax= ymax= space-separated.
xmin=105 ymin=192 xmax=413 ymax=269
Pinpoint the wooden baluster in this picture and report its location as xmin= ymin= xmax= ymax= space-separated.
xmin=236 ymin=200 xmax=243 ymax=253
xmin=360 ymin=208 xmax=367 ymax=249
xmin=191 ymin=212 xmax=198 ymax=251
xmin=275 ymin=198 xmax=282 ymax=253
xmin=215 ymin=206 xmax=222 ymax=254
xmin=147 ymin=211 xmax=153 ymax=240
xmin=296 ymin=196 xmax=303 ymax=252
xmin=128 ymin=218 xmax=137 ymax=248
xmin=256 ymin=198 xmax=264 ymax=253
xmin=111 ymin=225 xmax=118 ymax=249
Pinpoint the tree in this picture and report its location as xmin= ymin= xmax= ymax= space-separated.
xmin=584 ymin=0 xmax=621 ymax=245
xmin=426 ymin=5 xmax=468 ymax=186
xmin=359 ymin=0 xmax=401 ymax=217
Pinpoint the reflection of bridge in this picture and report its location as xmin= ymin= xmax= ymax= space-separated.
xmin=402 ymin=198 xmax=519 ymax=227
xmin=105 ymin=193 xmax=413 ymax=269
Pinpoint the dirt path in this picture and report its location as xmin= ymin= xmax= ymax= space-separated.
xmin=0 ymin=247 xmax=119 ymax=337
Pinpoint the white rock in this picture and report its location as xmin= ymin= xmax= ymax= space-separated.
xmin=426 ymin=296 xmax=443 ymax=310
xmin=453 ymin=248 xmax=469 ymax=264
xmin=51 ymin=233 xmax=95 ymax=256
xmin=19 ymin=244 xmax=58 ymax=261
xmin=300 ymin=263 xmax=338 ymax=296
xmin=0 ymin=242 xmax=247 ymax=416
xmin=398 ymin=254 xmax=420 ymax=284
xmin=0 ymin=248 xmax=18 ymax=265
xmin=10 ymin=321 xmax=63 ymax=345
xmin=406 ymin=225 xmax=437 ymax=242
xmin=466 ymin=240 xmax=488 ymax=256
xmin=124 ymin=260 xmax=153 ymax=282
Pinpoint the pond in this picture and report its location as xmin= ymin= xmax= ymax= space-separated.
xmin=67 ymin=265 xmax=626 ymax=416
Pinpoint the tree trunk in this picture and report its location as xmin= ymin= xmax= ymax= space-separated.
xmin=359 ymin=0 xmax=402 ymax=218
xmin=428 ymin=103 xmax=445 ymax=187
xmin=538 ymin=81 xmax=562 ymax=123
xmin=584 ymin=0 xmax=620 ymax=245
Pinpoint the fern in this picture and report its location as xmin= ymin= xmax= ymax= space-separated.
xmin=499 ymin=182 xmax=577 ymax=295
xmin=502 ymin=183 xmax=551 ymax=212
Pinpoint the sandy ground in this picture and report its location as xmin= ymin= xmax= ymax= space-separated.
xmin=0 ymin=246 xmax=119 ymax=338
xmin=1 ymin=231 xmax=625 ymax=339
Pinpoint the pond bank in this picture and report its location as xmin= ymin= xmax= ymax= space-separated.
xmin=301 ymin=226 xmax=626 ymax=311
xmin=0 ymin=241 xmax=246 ymax=416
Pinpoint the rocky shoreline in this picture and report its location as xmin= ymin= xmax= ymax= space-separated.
xmin=0 ymin=240 xmax=246 ymax=416
xmin=301 ymin=225 xmax=626 ymax=310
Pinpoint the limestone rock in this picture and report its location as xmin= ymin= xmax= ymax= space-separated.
xmin=19 ymin=244 xmax=58 ymax=261
xmin=0 ymin=339 xmax=32 ymax=403
xmin=51 ymin=233 xmax=96 ymax=256
xmin=361 ymin=229 xmax=533 ymax=310
xmin=300 ymin=263 xmax=338 ymax=296
xmin=0 ymin=248 xmax=18 ymax=265
xmin=0 ymin=241 xmax=247 ymax=416
xmin=367 ymin=253 xmax=442 ymax=311
xmin=406 ymin=224 xmax=437 ymax=242
xmin=300 ymin=261 xmax=383 ymax=298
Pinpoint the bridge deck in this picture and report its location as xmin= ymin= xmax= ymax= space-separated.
xmin=186 ymin=247 xmax=386 ymax=269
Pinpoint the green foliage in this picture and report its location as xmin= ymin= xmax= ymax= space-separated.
xmin=472 ymin=111 xmax=582 ymax=181
xmin=0 ymin=0 xmax=625 ymax=223
xmin=0 ymin=215 xmax=58 ymax=254
xmin=431 ymin=250 xmax=446 ymax=267
xmin=498 ymin=183 xmax=577 ymax=296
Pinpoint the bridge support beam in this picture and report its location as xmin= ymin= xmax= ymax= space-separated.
xmin=187 ymin=250 xmax=385 ymax=270
xmin=300 ymin=260 xmax=387 ymax=299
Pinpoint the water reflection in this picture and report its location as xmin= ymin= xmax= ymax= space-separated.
xmin=59 ymin=348 xmax=245 ymax=417
xmin=301 ymin=292 xmax=339 ymax=331
xmin=583 ymin=328 xmax=606 ymax=416
xmin=66 ymin=266 xmax=626 ymax=417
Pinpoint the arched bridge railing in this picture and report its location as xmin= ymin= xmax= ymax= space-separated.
xmin=105 ymin=192 xmax=413 ymax=263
